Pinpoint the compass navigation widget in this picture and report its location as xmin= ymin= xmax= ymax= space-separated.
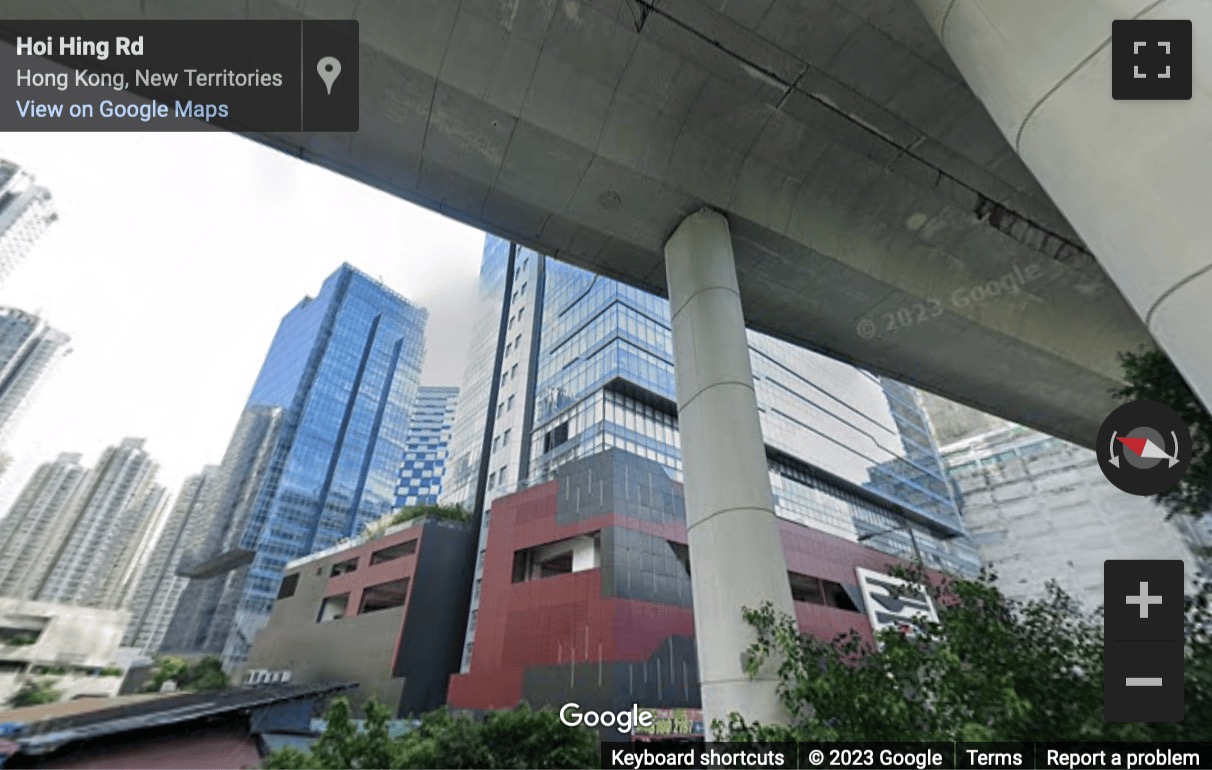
xmin=1097 ymin=399 xmax=1190 ymax=496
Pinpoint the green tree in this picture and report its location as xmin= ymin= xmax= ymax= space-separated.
xmin=144 ymin=656 xmax=188 ymax=692
xmin=261 ymin=746 xmax=313 ymax=770
xmin=1115 ymin=348 xmax=1212 ymax=517
xmin=263 ymin=698 xmax=599 ymax=769
xmin=7 ymin=678 xmax=61 ymax=708
xmin=723 ymin=569 xmax=1212 ymax=742
xmin=391 ymin=708 xmax=494 ymax=769
xmin=143 ymin=655 xmax=228 ymax=693
xmin=308 ymin=698 xmax=364 ymax=769
xmin=478 ymin=704 xmax=600 ymax=769
xmin=182 ymin=656 xmax=229 ymax=691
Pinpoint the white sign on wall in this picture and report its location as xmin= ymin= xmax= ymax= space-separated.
xmin=245 ymin=669 xmax=293 ymax=685
xmin=854 ymin=567 xmax=939 ymax=641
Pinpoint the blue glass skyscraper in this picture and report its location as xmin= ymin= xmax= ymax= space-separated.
xmin=395 ymin=385 xmax=459 ymax=507
xmin=441 ymin=238 xmax=514 ymax=514
xmin=172 ymin=264 xmax=427 ymax=668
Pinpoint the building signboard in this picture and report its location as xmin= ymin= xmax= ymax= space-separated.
xmin=855 ymin=567 xmax=939 ymax=641
xmin=245 ymin=669 xmax=293 ymax=685
xmin=632 ymin=707 xmax=704 ymax=739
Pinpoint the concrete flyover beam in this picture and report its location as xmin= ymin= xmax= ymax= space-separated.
xmin=916 ymin=0 xmax=1212 ymax=412
xmin=0 ymin=0 xmax=1162 ymax=446
xmin=664 ymin=208 xmax=795 ymax=732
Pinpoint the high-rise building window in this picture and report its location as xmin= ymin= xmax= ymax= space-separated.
xmin=171 ymin=265 xmax=427 ymax=668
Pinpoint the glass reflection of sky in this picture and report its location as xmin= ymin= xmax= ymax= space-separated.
xmin=228 ymin=264 xmax=426 ymax=663
xmin=530 ymin=251 xmax=963 ymax=537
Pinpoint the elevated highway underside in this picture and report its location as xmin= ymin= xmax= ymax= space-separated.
xmin=9 ymin=0 xmax=1157 ymax=447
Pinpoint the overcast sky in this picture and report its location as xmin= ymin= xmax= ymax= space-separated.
xmin=0 ymin=131 xmax=485 ymax=508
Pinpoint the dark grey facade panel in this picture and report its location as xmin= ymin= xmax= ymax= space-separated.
xmin=607 ymin=528 xmax=693 ymax=608
xmin=555 ymin=450 xmax=683 ymax=527
xmin=393 ymin=520 xmax=477 ymax=717
xmin=520 ymin=635 xmax=701 ymax=713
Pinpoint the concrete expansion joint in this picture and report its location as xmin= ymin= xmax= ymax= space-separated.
xmin=678 ymin=380 xmax=756 ymax=414
xmin=938 ymin=0 xmax=960 ymax=43
xmin=688 ymin=504 xmax=777 ymax=532
xmin=1146 ymin=261 xmax=1212 ymax=326
xmin=670 ymin=284 xmax=741 ymax=322
xmin=1012 ymin=0 xmax=1164 ymax=152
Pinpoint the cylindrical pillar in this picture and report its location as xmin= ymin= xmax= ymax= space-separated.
xmin=916 ymin=0 xmax=1212 ymax=413
xmin=664 ymin=208 xmax=796 ymax=732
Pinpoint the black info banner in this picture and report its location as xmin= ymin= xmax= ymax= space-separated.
xmin=601 ymin=743 xmax=1212 ymax=770
xmin=0 ymin=20 xmax=358 ymax=131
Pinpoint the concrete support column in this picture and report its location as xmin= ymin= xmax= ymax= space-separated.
xmin=664 ymin=208 xmax=796 ymax=732
xmin=916 ymin=0 xmax=1212 ymax=413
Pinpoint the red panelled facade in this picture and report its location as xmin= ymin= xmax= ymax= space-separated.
xmin=448 ymin=460 xmax=927 ymax=711
xmin=321 ymin=525 xmax=423 ymax=621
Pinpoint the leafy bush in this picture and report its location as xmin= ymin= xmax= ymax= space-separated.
xmin=7 ymin=679 xmax=60 ymax=708
xmin=143 ymin=655 xmax=228 ymax=692
xmin=360 ymin=504 xmax=469 ymax=538
xmin=1 ymin=632 xmax=38 ymax=646
xmin=264 ymin=698 xmax=599 ymax=769
xmin=1115 ymin=348 xmax=1212 ymax=517
xmin=722 ymin=569 xmax=1212 ymax=742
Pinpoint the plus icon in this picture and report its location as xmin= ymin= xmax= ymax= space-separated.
xmin=1126 ymin=581 xmax=1163 ymax=618
xmin=1104 ymin=561 xmax=1184 ymax=723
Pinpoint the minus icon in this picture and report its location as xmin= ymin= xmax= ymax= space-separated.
xmin=1126 ymin=677 xmax=1163 ymax=686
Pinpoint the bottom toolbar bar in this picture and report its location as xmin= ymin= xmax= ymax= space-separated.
xmin=601 ymin=742 xmax=1211 ymax=770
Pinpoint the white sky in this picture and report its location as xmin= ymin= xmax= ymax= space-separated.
xmin=0 ymin=131 xmax=485 ymax=508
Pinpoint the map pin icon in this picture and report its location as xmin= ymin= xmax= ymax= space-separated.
xmin=317 ymin=57 xmax=341 ymax=95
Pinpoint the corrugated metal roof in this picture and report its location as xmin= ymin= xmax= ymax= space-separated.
xmin=8 ymin=682 xmax=356 ymax=756
xmin=0 ymin=693 xmax=174 ymax=724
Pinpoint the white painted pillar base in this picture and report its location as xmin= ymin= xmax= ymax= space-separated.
xmin=915 ymin=0 xmax=1212 ymax=413
xmin=664 ymin=208 xmax=796 ymax=732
